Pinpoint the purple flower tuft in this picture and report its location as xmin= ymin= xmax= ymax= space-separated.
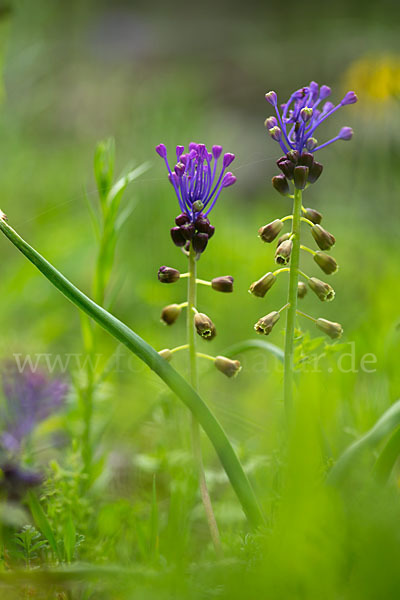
xmin=341 ymin=91 xmax=358 ymax=105
xmin=265 ymin=91 xmax=278 ymax=106
xmin=1 ymin=365 xmax=68 ymax=453
xmin=338 ymin=127 xmax=353 ymax=141
xmin=156 ymin=142 xmax=236 ymax=221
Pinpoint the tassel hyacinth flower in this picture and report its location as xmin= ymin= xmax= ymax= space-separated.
xmin=251 ymin=82 xmax=357 ymax=412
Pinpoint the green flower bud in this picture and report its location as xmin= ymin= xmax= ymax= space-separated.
xmin=249 ymin=272 xmax=276 ymax=298
xmin=161 ymin=304 xmax=182 ymax=325
xmin=293 ymin=166 xmax=309 ymax=190
xmin=316 ymin=318 xmax=343 ymax=339
xmin=303 ymin=207 xmax=322 ymax=224
xmin=192 ymin=200 xmax=204 ymax=212
xmin=308 ymin=277 xmax=335 ymax=302
xmin=211 ymin=276 xmax=234 ymax=293
xmin=272 ymin=175 xmax=290 ymax=196
xmin=159 ymin=348 xmax=173 ymax=361
xmin=275 ymin=239 xmax=293 ymax=265
xmin=258 ymin=219 xmax=284 ymax=243
xmin=313 ymin=251 xmax=338 ymax=275
xmin=254 ymin=311 xmax=280 ymax=335
xmin=214 ymin=356 xmax=242 ymax=378
xmin=158 ymin=266 xmax=180 ymax=283
xmin=297 ymin=281 xmax=307 ymax=298
xmin=194 ymin=313 xmax=216 ymax=341
xmin=311 ymin=224 xmax=335 ymax=250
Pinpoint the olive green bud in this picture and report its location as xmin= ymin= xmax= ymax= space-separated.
xmin=159 ymin=348 xmax=173 ymax=361
xmin=293 ymin=165 xmax=309 ymax=190
xmin=192 ymin=200 xmax=204 ymax=212
xmin=308 ymin=277 xmax=335 ymax=302
xmin=297 ymin=281 xmax=307 ymax=298
xmin=275 ymin=239 xmax=293 ymax=265
xmin=211 ymin=276 xmax=234 ymax=293
xmin=161 ymin=304 xmax=182 ymax=325
xmin=311 ymin=224 xmax=335 ymax=250
xmin=194 ymin=313 xmax=216 ymax=341
xmin=254 ymin=311 xmax=280 ymax=335
xmin=272 ymin=174 xmax=290 ymax=196
xmin=303 ymin=207 xmax=322 ymax=224
xmin=258 ymin=219 xmax=284 ymax=243
xmin=316 ymin=318 xmax=343 ymax=339
xmin=249 ymin=272 xmax=276 ymax=298
xmin=276 ymin=232 xmax=291 ymax=247
xmin=214 ymin=356 xmax=242 ymax=378
xmin=158 ymin=265 xmax=180 ymax=283
xmin=313 ymin=251 xmax=338 ymax=275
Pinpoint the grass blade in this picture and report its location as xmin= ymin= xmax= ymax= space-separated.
xmin=222 ymin=339 xmax=284 ymax=362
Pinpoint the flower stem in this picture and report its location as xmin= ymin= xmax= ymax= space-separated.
xmin=187 ymin=244 xmax=222 ymax=554
xmin=283 ymin=187 xmax=302 ymax=414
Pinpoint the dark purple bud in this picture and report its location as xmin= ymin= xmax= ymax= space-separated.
xmin=286 ymin=150 xmax=299 ymax=163
xmin=319 ymin=85 xmax=331 ymax=99
xmin=223 ymin=153 xmax=235 ymax=168
xmin=258 ymin=219 xmax=284 ymax=243
xmin=155 ymin=144 xmax=167 ymax=158
xmin=222 ymin=172 xmax=237 ymax=187
xmin=341 ymin=91 xmax=358 ymax=105
xmin=293 ymin=166 xmax=309 ymax=190
xmin=212 ymin=145 xmax=223 ymax=159
xmin=170 ymin=227 xmax=186 ymax=247
xmin=298 ymin=153 xmax=314 ymax=169
xmin=175 ymin=213 xmax=190 ymax=226
xmin=194 ymin=313 xmax=216 ymax=340
xmin=254 ymin=311 xmax=280 ymax=335
xmin=161 ymin=304 xmax=182 ymax=326
xmin=272 ymin=174 xmax=290 ymax=196
xmin=208 ymin=225 xmax=215 ymax=239
xmin=338 ymin=127 xmax=353 ymax=141
xmin=303 ymin=207 xmax=322 ymax=224
xmin=158 ymin=266 xmax=181 ymax=283
xmin=313 ymin=251 xmax=338 ymax=275
xmin=308 ymin=277 xmax=335 ymax=302
xmin=269 ymin=126 xmax=282 ymax=142
xmin=174 ymin=162 xmax=185 ymax=177
xmin=311 ymin=224 xmax=335 ymax=250
xmin=265 ymin=91 xmax=278 ymax=106
xmin=265 ymin=116 xmax=278 ymax=130
xmin=211 ymin=276 xmax=234 ymax=293
xmin=192 ymin=232 xmax=209 ymax=254
xmin=307 ymin=161 xmax=323 ymax=184
xmin=195 ymin=216 xmax=211 ymax=233
xmin=180 ymin=222 xmax=195 ymax=240
xmin=277 ymin=160 xmax=295 ymax=179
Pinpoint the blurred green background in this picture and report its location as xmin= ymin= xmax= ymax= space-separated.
xmin=1 ymin=0 xmax=400 ymax=596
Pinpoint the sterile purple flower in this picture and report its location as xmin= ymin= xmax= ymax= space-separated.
xmin=0 ymin=365 xmax=68 ymax=453
xmin=264 ymin=82 xmax=357 ymax=156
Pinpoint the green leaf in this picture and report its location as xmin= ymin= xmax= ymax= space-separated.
xmin=27 ymin=492 xmax=62 ymax=561
xmin=327 ymin=399 xmax=400 ymax=485
xmin=0 ymin=217 xmax=264 ymax=529
xmin=63 ymin=513 xmax=76 ymax=563
xmin=222 ymin=339 xmax=284 ymax=363
xmin=94 ymin=137 xmax=115 ymax=207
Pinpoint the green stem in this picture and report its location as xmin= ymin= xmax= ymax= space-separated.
xmin=283 ymin=187 xmax=302 ymax=413
xmin=187 ymin=245 xmax=222 ymax=554
xmin=0 ymin=217 xmax=264 ymax=528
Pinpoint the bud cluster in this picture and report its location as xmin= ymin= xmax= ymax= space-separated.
xmin=171 ymin=212 xmax=215 ymax=254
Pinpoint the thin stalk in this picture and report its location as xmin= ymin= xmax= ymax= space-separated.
xmin=283 ymin=187 xmax=302 ymax=413
xmin=187 ymin=244 xmax=222 ymax=554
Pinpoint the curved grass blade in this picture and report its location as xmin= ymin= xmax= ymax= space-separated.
xmin=222 ymin=339 xmax=284 ymax=363
xmin=372 ymin=425 xmax=400 ymax=483
xmin=327 ymin=399 xmax=400 ymax=485
xmin=0 ymin=217 xmax=264 ymax=528
xmin=27 ymin=491 xmax=62 ymax=561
